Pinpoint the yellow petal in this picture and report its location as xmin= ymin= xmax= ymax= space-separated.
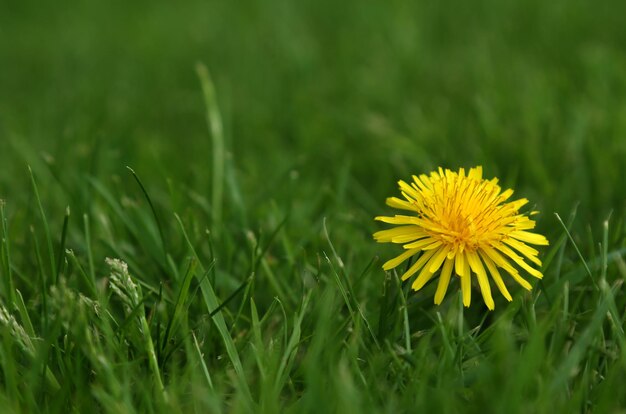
xmin=429 ymin=246 xmax=451 ymax=273
xmin=411 ymin=259 xmax=436 ymax=291
xmin=497 ymin=188 xmax=514 ymax=203
xmin=375 ymin=215 xmax=420 ymax=225
xmin=468 ymin=166 xmax=483 ymax=180
xmin=503 ymin=237 xmax=542 ymax=266
xmin=508 ymin=271 xmax=532 ymax=290
xmin=508 ymin=198 xmax=529 ymax=211
xmin=382 ymin=248 xmax=420 ymax=270
xmin=511 ymin=216 xmax=537 ymax=230
xmin=400 ymin=249 xmax=437 ymax=281
xmin=509 ymin=230 xmax=549 ymax=245
xmin=461 ymin=272 xmax=471 ymax=307
xmin=403 ymin=238 xmax=439 ymax=250
xmin=385 ymin=197 xmax=417 ymax=211
xmin=422 ymin=240 xmax=444 ymax=250
xmin=481 ymin=246 xmax=532 ymax=289
xmin=481 ymin=246 xmax=518 ymax=276
xmin=495 ymin=244 xmax=543 ymax=279
xmin=455 ymin=252 xmax=466 ymax=277
xmin=413 ymin=174 xmax=434 ymax=192
xmin=398 ymin=180 xmax=421 ymax=200
xmin=479 ymin=251 xmax=512 ymax=301
xmin=467 ymin=251 xmax=494 ymax=310
xmin=373 ymin=225 xmax=420 ymax=243
xmin=392 ymin=233 xmax=428 ymax=243
xmin=434 ymin=258 xmax=454 ymax=304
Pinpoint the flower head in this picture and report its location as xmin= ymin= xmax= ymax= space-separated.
xmin=374 ymin=166 xmax=548 ymax=310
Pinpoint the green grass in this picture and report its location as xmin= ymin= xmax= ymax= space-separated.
xmin=1 ymin=0 xmax=626 ymax=412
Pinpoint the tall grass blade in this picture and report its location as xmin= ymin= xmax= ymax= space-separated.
xmin=174 ymin=213 xmax=252 ymax=403
xmin=550 ymin=288 xmax=612 ymax=392
xmin=0 ymin=201 xmax=15 ymax=304
xmin=28 ymin=167 xmax=56 ymax=285
xmin=196 ymin=63 xmax=225 ymax=234
xmin=555 ymin=213 xmax=598 ymax=290
xmin=127 ymin=166 xmax=167 ymax=256
xmin=323 ymin=218 xmax=379 ymax=348
xmin=55 ymin=206 xmax=70 ymax=283
xmin=161 ymin=258 xmax=198 ymax=356
xmin=192 ymin=332 xmax=214 ymax=390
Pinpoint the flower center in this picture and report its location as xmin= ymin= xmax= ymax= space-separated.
xmin=422 ymin=177 xmax=505 ymax=251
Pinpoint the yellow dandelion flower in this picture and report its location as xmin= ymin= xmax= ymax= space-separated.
xmin=373 ymin=166 xmax=549 ymax=310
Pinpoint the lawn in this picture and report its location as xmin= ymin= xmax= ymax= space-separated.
xmin=1 ymin=0 xmax=626 ymax=412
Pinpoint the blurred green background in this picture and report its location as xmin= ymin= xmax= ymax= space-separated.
xmin=2 ymin=1 xmax=626 ymax=411
xmin=2 ymin=0 xmax=626 ymax=227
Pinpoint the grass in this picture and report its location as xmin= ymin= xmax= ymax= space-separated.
xmin=1 ymin=0 xmax=626 ymax=412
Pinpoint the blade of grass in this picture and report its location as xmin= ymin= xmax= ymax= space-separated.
xmin=55 ymin=206 xmax=70 ymax=283
xmin=13 ymin=289 xmax=35 ymax=338
xmin=192 ymin=332 xmax=214 ymax=390
xmin=553 ymin=204 xmax=579 ymax=281
xmin=550 ymin=284 xmax=613 ymax=392
xmin=555 ymin=212 xmax=599 ymax=291
xmin=127 ymin=166 xmax=167 ymax=256
xmin=196 ymin=63 xmax=225 ymax=234
xmin=252 ymin=215 xmax=289 ymax=275
xmin=436 ymin=311 xmax=455 ymax=361
xmin=392 ymin=271 xmax=411 ymax=352
xmin=139 ymin=306 xmax=167 ymax=401
xmin=208 ymin=274 xmax=248 ymax=319
xmin=30 ymin=226 xmax=48 ymax=329
xmin=599 ymin=215 xmax=625 ymax=354
xmin=376 ymin=271 xmax=393 ymax=342
xmin=174 ymin=213 xmax=252 ymax=403
xmin=88 ymin=177 xmax=140 ymax=236
xmin=88 ymin=177 xmax=166 ymax=270
xmin=83 ymin=214 xmax=96 ymax=288
xmin=323 ymin=218 xmax=380 ymax=348
xmin=28 ymin=166 xmax=56 ymax=281
xmin=246 ymin=215 xmax=291 ymax=303
xmin=274 ymin=292 xmax=310 ymax=396
xmin=0 ymin=200 xmax=16 ymax=305
xmin=161 ymin=258 xmax=198 ymax=356
xmin=250 ymin=298 xmax=264 ymax=361
xmin=600 ymin=213 xmax=611 ymax=283
xmin=65 ymin=249 xmax=98 ymax=297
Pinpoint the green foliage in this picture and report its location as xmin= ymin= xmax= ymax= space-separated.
xmin=1 ymin=0 xmax=626 ymax=412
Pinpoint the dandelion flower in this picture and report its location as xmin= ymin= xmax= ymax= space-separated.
xmin=373 ymin=166 xmax=548 ymax=310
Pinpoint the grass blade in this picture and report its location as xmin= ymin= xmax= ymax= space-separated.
xmin=161 ymin=258 xmax=198 ymax=356
xmin=192 ymin=332 xmax=214 ymax=390
xmin=196 ymin=63 xmax=225 ymax=234
xmin=274 ymin=293 xmax=310 ymax=396
xmin=323 ymin=218 xmax=380 ymax=348
xmin=127 ymin=166 xmax=167 ymax=256
xmin=174 ymin=213 xmax=252 ymax=404
xmin=55 ymin=206 xmax=70 ymax=283
xmin=550 ymin=287 xmax=612 ymax=392
xmin=28 ymin=167 xmax=56 ymax=285
xmin=0 ymin=200 xmax=15 ymax=304
xmin=555 ymin=213 xmax=598 ymax=291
